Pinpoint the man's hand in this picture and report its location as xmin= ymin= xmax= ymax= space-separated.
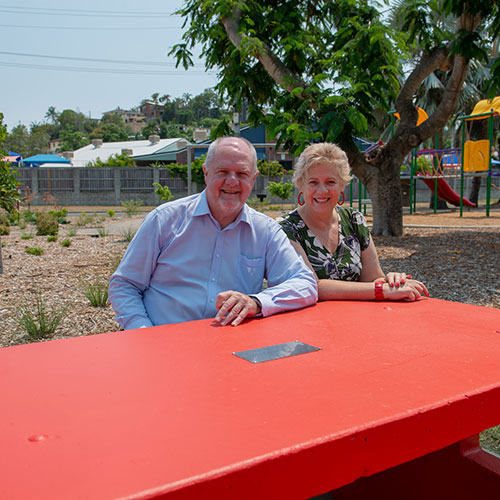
xmin=215 ymin=290 xmax=261 ymax=326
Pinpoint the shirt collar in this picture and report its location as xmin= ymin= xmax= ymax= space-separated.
xmin=193 ymin=190 xmax=252 ymax=229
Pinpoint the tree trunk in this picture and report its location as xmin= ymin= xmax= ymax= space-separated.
xmin=350 ymin=151 xmax=404 ymax=236
xmin=366 ymin=168 xmax=404 ymax=236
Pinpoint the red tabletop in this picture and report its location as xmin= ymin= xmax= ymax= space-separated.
xmin=2 ymin=298 xmax=500 ymax=499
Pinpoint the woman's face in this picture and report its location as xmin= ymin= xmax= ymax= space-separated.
xmin=299 ymin=162 xmax=345 ymax=212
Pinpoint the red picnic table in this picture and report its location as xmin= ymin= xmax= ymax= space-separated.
xmin=2 ymin=298 xmax=500 ymax=499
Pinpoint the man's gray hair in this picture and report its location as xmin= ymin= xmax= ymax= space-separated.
xmin=205 ymin=136 xmax=258 ymax=171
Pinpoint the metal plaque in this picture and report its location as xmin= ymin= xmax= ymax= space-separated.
xmin=233 ymin=341 xmax=321 ymax=364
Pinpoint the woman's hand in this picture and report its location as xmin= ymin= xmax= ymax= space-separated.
xmin=384 ymin=272 xmax=408 ymax=288
xmin=383 ymin=279 xmax=429 ymax=301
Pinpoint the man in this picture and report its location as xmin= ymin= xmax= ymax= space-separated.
xmin=109 ymin=136 xmax=317 ymax=329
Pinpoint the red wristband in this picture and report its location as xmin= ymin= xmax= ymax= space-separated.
xmin=374 ymin=281 xmax=384 ymax=301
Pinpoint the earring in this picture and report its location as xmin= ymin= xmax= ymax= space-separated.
xmin=338 ymin=192 xmax=345 ymax=206
xmin=298 ymin=192 xmax=305 ymax=206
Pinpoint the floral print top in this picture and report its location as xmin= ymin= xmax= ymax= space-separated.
xmin=277 ymin=207 xmax=371 ymax=281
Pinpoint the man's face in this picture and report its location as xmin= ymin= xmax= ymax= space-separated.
xmin=203 ymin=139 xmax=258 ymax=228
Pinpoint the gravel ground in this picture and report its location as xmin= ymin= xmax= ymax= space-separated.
xmin=1 ymin=207 xmax=499 ymax=348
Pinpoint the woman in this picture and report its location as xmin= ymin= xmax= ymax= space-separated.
xmin=278 ymin=142 xmax=428 ymax=301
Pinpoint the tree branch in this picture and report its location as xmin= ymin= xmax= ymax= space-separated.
xmin=221 ymin=5 xmax=307 ymax=93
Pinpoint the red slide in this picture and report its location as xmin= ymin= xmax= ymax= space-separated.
xmin=417 ymin=174 xmax=476 ymax=207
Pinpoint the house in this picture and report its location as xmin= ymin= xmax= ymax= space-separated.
xmin=139 ymin=101 xmax=165 ymax=121
xmin=102 ymin=107 xmax=146 ymax=134
xmin=70 ymin=136 xmax=187 ymax=167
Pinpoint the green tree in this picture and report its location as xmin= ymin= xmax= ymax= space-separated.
xmin=44 ymin=106 xmax=59 ymax=124
xmin=89 ymin=123 xmax=129 ymax=142
xmin=59 ymin=127 xmax=89 ymax=151
xmin=0 ymin=113 xmax=21 ymax=273
xmin=171 ymin=0 xmax=500 ymax=235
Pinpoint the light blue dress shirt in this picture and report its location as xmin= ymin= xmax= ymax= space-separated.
xmin=109 ymin=191 xmax=318 ymax=329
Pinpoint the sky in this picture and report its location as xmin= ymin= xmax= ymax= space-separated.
xmin=0 ymin=1 xmax=218 ymax=132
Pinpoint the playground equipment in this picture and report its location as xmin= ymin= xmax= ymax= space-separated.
xmin=390 ymin=100 xmax=499 ymax=216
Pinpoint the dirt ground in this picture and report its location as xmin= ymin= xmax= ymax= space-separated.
xmin=1 ymin=204 xmax=499 ymax=349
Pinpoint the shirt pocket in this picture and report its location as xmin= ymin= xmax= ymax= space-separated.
xmin=239 ymin=255 xmax=265 ymax=290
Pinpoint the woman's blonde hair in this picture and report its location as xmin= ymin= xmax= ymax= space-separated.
xmin=293 ymin=142 xmax=352 ymax=186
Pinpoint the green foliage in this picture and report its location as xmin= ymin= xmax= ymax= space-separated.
xmin=121 ymin=199 xmax=144 ymax=216
xmin=47 ymin=235 xmax=58 ymax=242
xmin=16 ymin=293 xmax=67 ymax=339
xmin=21 ymin=233 xmax=33 ymax=240
xmin=257 ymin=160 xmax=287 ymax=176
xmin=0 ymin=224 xmax=9 ymax=236
xmin=88 ymin=152 xmax=136 ymax=167
xmin=35 ymin=212 xmax=59 ymax=236
xmin=0 ymin=113 xmax=21 ymax=214
xmin=60 ymin=238 xmax=71 ymax=247
xmin=79 ymin=277 xmax=109 ymax=307
xmin=153 ymin=182 xmax=173 ymax=202
xmin=25 ymin=246 xmax=44 ymax=255
xmin=0 ymin=212 xmax=9 ymax=227
xmin=416 ymin=155 xmax=433 ymax=174
xmin=171 ymin=0 xmax=406 ymax=154
xmin=89 ymin=122 xmax=129 ymax=143
xmin=267 ymin=181 xmax=294 ymax=202
xmin=75 ymin=212 xmax=95 ymax=227
xmin=22 ymin=210 xmax=37 ymax=224
xmin=48 ymin=207 xmax=69 ymax=224
xmin=106 ymin=209 xmax=115 ymax=218
xmin=167 ymin=156 xmax=206 ymax=185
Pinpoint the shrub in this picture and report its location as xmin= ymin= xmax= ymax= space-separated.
xmin=121 ymin=199 xmax=144 ymax=216
xmin=36 ymin=212 xmax=59 ymax=236
xmin=60 ymin=238 xmax=71 ymax=247
xmin=16 ymin=293 xmax=67 ymax=339
xmin=25 ymin=246 xmax=44 ymax=255
xmin=80 ymin=277 xmax=109 ymax=307
xmin=0 ymin=212 xmax=10 ymax=227
xmin=0 ymin=224 xmax=9 ymax=236
xmin=267 ymin=181 xmax=294 ymax=205
xmin=153 ymin=182 xmax=173 ymax=203
xmin=257 ymin=160 xmax=287 ymax=176
xmin=106 ymin=209 xmax=115 ymax=218
xmin=21 ymin=233 xmax=33 ymax=240
xmin=22 ymin=210 xmax=37 ymax=224
xmin=47 ymin=235 xmax=58 ymax=242
xmin=48 ymin=207 xmax=69 ymax=224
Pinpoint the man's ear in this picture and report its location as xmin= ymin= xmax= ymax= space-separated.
xmin=202 ymin=164 xmax=208 ymax=181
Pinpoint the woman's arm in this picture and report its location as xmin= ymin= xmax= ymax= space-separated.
xmin=290 ymin=238 xmax=428 ymax=302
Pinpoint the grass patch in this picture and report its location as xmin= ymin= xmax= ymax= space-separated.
xmin=60 ymin=238 xmax=71 ymax=247
xmin=120 ymin=227 xmax=136 ymax=242
xmin=47 ymin=235 xmax=58 ymax=242
xmin=25 ymin=246 xmax=44 ymax=255
xmin=21 ymin=233 xmax=34 ymax=240
xmin=80 ymin=277 xmax=109 ymax=307
xmin=97 ymin=226 xmax=109 ymax=237
xmin=16 ymin=293 xmax=67 ymax=339
xmin=480 ymin=426 xmax=500 ymax=455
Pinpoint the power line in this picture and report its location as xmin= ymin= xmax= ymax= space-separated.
xmin=0 ymin=24 xmax=180 ymax=30
xmin=0 ymin=60 xmax=215 ymax=76
xmin=0 ymin=7 xmax=175 ymax=18
xmin=0 ymin=50 xmax=205 ymax=68
xmin=0 ymin=4 xmax=177 ymax=15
